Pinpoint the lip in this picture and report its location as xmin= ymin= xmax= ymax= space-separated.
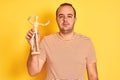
xmin=63 ymin=23 xmax=69 ymax=25
xmin=62 ymin=24 xmax=69 ymax=27
xmin=62 ymin=23 xmax=69 ymax=25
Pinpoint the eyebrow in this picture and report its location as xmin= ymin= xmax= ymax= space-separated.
xmin=68 ymin=14 xmax=73 ymax=16
xmin=58 ymin=14 xmax=64 ymax=16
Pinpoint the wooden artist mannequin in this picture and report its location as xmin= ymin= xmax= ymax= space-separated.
xmin=27 ymin=16 xmax=50 ymax=54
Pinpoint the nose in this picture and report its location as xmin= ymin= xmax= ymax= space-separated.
xmin=63 ymin=16 xmax=67 ymax=22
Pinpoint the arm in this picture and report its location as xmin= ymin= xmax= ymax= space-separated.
xmin=86 ymin=63 xmax=98 ymax=80
xmin=27 ymin=51 xmax=45 ymax=76
xmin=26 ymin=29 xmax=45 ymax=76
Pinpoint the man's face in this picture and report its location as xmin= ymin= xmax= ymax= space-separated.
xmin=56 ymin=5 xmax=76 ymax=34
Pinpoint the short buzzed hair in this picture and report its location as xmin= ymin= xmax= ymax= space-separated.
xmin=56 ymin=3 xmax=76 ymax=18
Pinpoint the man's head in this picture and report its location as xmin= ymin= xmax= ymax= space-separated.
xmin=56 ymin=3 xmax=76 ymax=34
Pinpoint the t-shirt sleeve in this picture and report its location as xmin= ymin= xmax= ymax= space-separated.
xmin=38 ymin=38 xmax=47 ymax=62
xmin=86 ymin=39 xmax=97 ymax=64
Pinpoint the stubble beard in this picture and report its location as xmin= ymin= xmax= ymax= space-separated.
xmin=59 ymin=23 xmax=75 ymax=34
xmin=60 ymin=27 xmax=74 ymax=34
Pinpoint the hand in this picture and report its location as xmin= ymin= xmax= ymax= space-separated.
xmin=26 ymin=29 xmax=40 ymax=52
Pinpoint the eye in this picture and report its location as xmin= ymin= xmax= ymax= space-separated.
xmin=58 ymin=14 xmax=64 ymax=18
xmin=68 ymin=14 xmax=73 ymax=18
xmin=59 ymin=15 xmax=64 ymax=18
xmin=68 ymin=15 xmax=72 ymax=18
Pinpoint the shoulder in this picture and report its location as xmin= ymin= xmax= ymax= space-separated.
xmin=41 ymin=33 xmax=57 ymax=42
xmin=76 ymin=33 xmax=94 ymax=47
xmin=44 ymin=33 xmax=57 ymax=39
xmin=76 ymin=33 xmax=94 ymax=45
xmin=76 ymin=33 xmax=90 ymax=41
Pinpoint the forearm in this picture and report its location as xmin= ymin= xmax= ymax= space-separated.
xmin=88 ymin=68 xmax=98 ymax=80
xmin=26 ymin=29 xmax=43 ymax=76
xmin=87 ymin=63 xmax=98 ymax=80
xmin=27 ymin=54 xmax=40 ymax=76
xmin=88 ymin=75 xmax=98 ymax=80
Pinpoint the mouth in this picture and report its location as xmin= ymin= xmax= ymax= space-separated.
xmin=62 ymin=23 xmax=69 ymax=26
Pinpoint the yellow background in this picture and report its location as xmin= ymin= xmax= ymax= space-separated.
xmin=0 ymin=0 xmax=120 ymax=80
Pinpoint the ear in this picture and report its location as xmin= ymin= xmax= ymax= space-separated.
xmin=74 ymin=17 xmax=77 ymax=22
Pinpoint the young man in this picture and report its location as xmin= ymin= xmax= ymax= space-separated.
xmin=26 ymin=3 xmax=98 ymax=80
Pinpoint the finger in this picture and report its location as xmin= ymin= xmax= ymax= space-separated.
xmin=27 ymin=29 xmax=35 ymax=37
xmin=26 ymin=35 xmax=31 ymax=40
xmin=37 ymin=31 xmax=40 ymax=39
xmin=27 ymin=32 xmax=33 ymax=38
xmin=29 ymin=29 xmax=34 ymax=35
xmin=30 ymin=29 xmax=34 ymax=32
xmin=37 ymin=30 xmax=40 ymax=34
xmin=37 ymin=30 xmax=40 ymax=36
xmin=26 ymin=31 xmax=35 ymax=40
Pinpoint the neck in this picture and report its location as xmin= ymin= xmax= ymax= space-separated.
xmin=58 ymin=31 xmax=75 ymax=40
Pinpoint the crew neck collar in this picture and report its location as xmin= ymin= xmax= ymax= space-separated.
xmin=56 ymin=32 xmax=77 ymax=41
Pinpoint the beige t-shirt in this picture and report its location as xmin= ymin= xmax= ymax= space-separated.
xmin=39 ymin=32 xmax=96 ymax=80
